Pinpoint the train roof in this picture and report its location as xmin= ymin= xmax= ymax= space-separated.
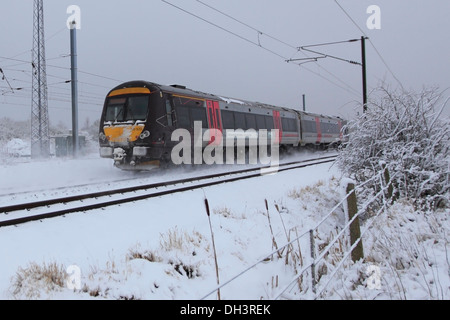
xmin=110 ymin=80 xmax=285 ymax=109
xmin=109 ymin=80 xmax=345 ymax=121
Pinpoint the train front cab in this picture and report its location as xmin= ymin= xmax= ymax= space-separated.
xmin=99 ymin=83 xmax=172 ymax=170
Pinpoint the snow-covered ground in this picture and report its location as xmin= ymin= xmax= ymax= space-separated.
xmin=0 ymin=151 xmax=448 ymax=300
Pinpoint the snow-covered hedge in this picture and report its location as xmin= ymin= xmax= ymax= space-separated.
xmin=337 ymin=86 xmax=450 ymax=209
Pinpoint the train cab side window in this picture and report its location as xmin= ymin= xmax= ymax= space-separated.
xmin=175 ymin=106 xmax=191 ymax=129
xmin=165 ymin=98 xmax=174 ymax=127
xmin=191 ymin=107 xmax=208 ymax=128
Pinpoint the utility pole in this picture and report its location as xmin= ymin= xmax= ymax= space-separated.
xmin=31 ymin=0 xmax=50 ymax=159
xmin=70 ymin=20 xmax=79 ymax=157
xmin=361 ymin=36 xmax=368 ymax=113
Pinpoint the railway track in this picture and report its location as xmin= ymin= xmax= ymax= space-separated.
xmin=0 ymin=155 xmax=336 ymax=228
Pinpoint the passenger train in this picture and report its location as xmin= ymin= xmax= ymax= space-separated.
xmin=99 ymin=81 xmax=345 ymax=170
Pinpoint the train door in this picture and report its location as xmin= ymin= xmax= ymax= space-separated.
xmin=273 ymin=110 xmax=283 ymax=143
xmin=206 ymin=100 xmax=223 ymax=145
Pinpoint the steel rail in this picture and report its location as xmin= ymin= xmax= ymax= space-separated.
xmin=0 ymin=155 xmax=336 ymax=228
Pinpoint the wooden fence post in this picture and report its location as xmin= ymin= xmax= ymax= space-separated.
xmin=309 ymin=229 xmax=316 ymax=294
xmin=381 ymin=163 xmax=394 ymax=201
xmin=346 ymin=183 xmax=364 ymax=262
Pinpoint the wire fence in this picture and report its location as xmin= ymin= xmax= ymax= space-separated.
xmin=201 ymin=165 xmax=394 ymax=300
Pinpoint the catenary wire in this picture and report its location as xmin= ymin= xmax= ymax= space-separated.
xmin=193 ymin=0 xmax=362 ymax=97
xmin=163 ymin=0 xmax=362 ymax=99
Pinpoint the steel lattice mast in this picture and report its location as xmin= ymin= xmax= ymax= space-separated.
xmin=31 ymin=0 xmax=50 ymax=158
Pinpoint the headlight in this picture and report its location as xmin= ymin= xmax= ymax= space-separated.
xmin=99 ymin=132 xmax=107 ymax=141
xmin=133 ymin=147 xmax=148 ymax=157
xmin=100 ymin=147 xmax=113 ymax=158
xmin=140 ymin=130 xmax=150 ymax=139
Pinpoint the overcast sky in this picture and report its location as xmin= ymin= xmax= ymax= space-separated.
xmin=0 ymin=0 xmax=449 ymax=128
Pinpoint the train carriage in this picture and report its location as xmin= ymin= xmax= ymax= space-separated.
xmin=299 ymin=112 xmax=343 ymax=148
xmin=99 ymin=80 xmax=344 ymax=170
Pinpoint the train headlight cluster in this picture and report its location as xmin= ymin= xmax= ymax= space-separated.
xmin=133 ymin=147 xmax=149 ymax=157
xmin=140 ymin=130 xmax=150 ymax=140
xmin=99 ymin=132 xmax=107 ymax=141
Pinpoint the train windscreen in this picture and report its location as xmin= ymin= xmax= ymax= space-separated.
xmin=105 ymin=96 xmax=149 ymax=122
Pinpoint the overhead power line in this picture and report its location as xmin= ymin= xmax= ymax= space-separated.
xmin=0 ymin=68 xmax=14 ymax=93
xmin=195 ymin=0 xmax=297 ymax=50
xmin=333 ymin=0 xmax=405 ymax=90
xmin=297 ymin=39 xmax=363 ymax=66
xmin=161 ymin=0 xmax=287 ymax=60
xmin=162 ymin=0 xmax=362 ymax=99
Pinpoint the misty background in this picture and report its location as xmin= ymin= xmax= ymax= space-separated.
xmin=0 ymin=0 xmax=449 ymax=130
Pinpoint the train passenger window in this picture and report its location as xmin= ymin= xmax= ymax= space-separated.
xmin=245 ymin=114 xmax=256 ymax=130
xmin=302 ymin=120 xmax=317 ymax=133
xmin=323 ymin=122 xmax=337 ymax=134
xmin=234 ymin=113 xmax=246 ymax=130
xmin=191 ymin=107 xmax=208 ymax=128
xmin=333 ymin=123 xmax=339 ymax=133
xmin=281 ymin=118 xmax=297 ymax=132
xmin=281 ymin=118 xmax=289 ymax=131
xmin=288 ymin=119 xmax=298 ymax=132
xmin=173 ymin=96 xmax=207 ymax=129
xmin=221 ymin=110 xmax=235 ymax=129
xmin=265 ymin=116 xmax=274 ymax=130
xmin=256 ymin=115 xmax=266 ymax=130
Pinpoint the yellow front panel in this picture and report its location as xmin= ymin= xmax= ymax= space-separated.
xmin=104 ymin=125 xmax=145 ymax=143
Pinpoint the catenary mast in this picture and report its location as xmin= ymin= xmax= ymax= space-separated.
xmin=31 ymin=0 xmax=50 ymax=158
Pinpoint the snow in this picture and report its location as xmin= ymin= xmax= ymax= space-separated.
xmin=218 ymin=96 xmax=246 ymax=105
xmin=3 ymin=139 xmax=29 ymax=158
xmin=0 ymin=151 xmax=448 ymax=300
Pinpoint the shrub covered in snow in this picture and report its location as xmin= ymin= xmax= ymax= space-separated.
xmin=337 ymin=86 xmax=450 ymax=209
xmin=5 ymin=138 xmax=30 ymax=157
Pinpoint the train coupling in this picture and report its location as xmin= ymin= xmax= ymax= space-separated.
xmin=113 ymin=148 xmax=127 ymax=162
